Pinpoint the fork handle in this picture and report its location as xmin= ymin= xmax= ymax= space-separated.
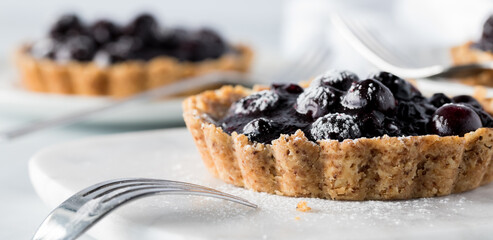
xmin=0 ymin=72 xmax=248 ymax=142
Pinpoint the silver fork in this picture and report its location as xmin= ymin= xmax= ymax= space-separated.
xmin=331 ymin=13 xmax=493 ymax=79
xmin=272 ymin=39 xmax=332 ymax=82
xmin=32 ymin=178 xmax=257 ymax=240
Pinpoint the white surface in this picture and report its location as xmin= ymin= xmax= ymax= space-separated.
xmin=30 ymin=128 xmax=493 ymax=240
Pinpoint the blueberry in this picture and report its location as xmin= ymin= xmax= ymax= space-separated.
xmin=369 ymin=71 xmax=419 ymax=100
xmin=452 ymin=95 xmax=483 ymax=109
xmin=90 ymin=20 xmax=121 ymax=45
xmin=54 ymin=35 xmax=97 ymax=62
xmin=309 ymin=113 xmax=361 ymax=141
xmin=428 ymin=93 xmax=451 ymax=108
xmin=173 ymin=28 xmax=227 ymax=62
xmin=243 ymin=118 xmax=279 ymax=143
xmin=231 ymin=90 xmax=280 ymax=116
xmin=474 ymin=108 xmax=493 ymax=127
xmin=310 ymin=70 xmax=359 ymax=91
xmin=397 ymin=101 xmax=429 ymax=121
xmin=123 ymin=13 xmax=160 ymax=46
xmin=160 ymin=28 xmax=188 ymax=50
xmin=341 ymin=79 xmax=396 ymax=113
xmin=356 ymin=110 xmax=386 ymax=137
xmin=271 ymin=83 xmax=303 ymax=95
xmin=49 ymin=13 xmax=85 ymax=40
xmin=194 ymin=28 xmax=227 ymax=59
xmin=295 ymin=86 xmax=342 ymax=119
xmin=428 ymin=104 xmax=483 ymax=136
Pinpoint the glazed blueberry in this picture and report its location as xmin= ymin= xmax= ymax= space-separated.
xmin=218 ymin=70 xmax=493 ymax=143
xmin=428 ymin=93 xmax=452 ymax=108
xmin=356 ymin=110 xmax=386 ymax=137
xmin=38 ymin=13 xmax=230 ymax=63
xmin=49 ymin=14 xmax=85 ymax=40
xmin=160 ymin=28 xmax=188 ymax=50
xmin=174 ymin=29 xmax=227 ymax=62
xmin=271 ymin=83 xmax=304 ymax=95
xmin=55 ymin=36 xmax=97 ymax=62
xmin=295 ymin=86 xmax=342 ymax=119
xmin=243 ymin=118 xmax=279 ymax=143
xmin=194 ymin=28 xmax=227 ymax=59
xmin=309 ymin=113 xmax=361 ymax=141
xmin=370 ymin=71 xmax=418 ymax=100
xmin=123 ymin=13 xmax=160 ymax=46
xmin=452 ymin=95 xmax=483 ymax=109
xmin=341 ymin=79 xmax=396 ymax=113
xmin=95 ymin=36 xmax=143 ymax=64
xmin=231 ymin=90 xmax=280 ymax=116
xmin=429 ymin=104 xmax=483 ymax=136
xmin=90 ymin=20 xmax=121 ymax=45
xmin=474 ymin=108 xmax=493 ymax=127
xmin=310 ymin=70 xmax=359 ymax=91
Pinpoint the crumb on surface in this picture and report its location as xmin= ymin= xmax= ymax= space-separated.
xmin=296 ymin=201 xmax=311 ymax=212
xmin=294 ymin=216 xmax=300 ymax=220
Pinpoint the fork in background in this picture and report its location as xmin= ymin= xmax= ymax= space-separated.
xmin=271 ymin=38 xmax=332 ymax=83
xmin=331 ymin=13 xmax=493 ymax=79
xmin=32 ymin=178 xmax=257 ymax=240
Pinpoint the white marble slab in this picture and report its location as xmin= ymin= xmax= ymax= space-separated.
xmin=29 ymin=128 xmax=493 ymax=239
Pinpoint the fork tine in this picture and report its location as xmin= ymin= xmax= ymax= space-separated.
xmin=82 ymin=178 xmax=235 ymax=198
xmin=273 ymin=42 xmax=322 ymax=82
xmin=297 ymin=45 xmax=332 ymax=80
xmin=97 ymin=183 xmax=252 ymax=204
xmin=105 ymin=187 xmax=258 ymax=208
xmin=33 ymin=179 xmax=257 ymax=240
xmin=283 ymin=40 xmax=331 ymax=82
xmin=348 ymin=17 xmax=418 ymax=67
xmin=82 ymin=178 xmax=250 ymax=204
xmin=332 ymin=13 xmax=417 ymax=73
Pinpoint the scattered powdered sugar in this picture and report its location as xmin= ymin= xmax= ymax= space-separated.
xmin=72 ymin=130 xmax=493 ymax=239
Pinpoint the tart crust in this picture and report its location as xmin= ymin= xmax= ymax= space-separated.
xmin=183 ymin=85 xmax=493 ymax=200
xmin=451 ymin=41 xmax=493 ymax=87
xmin=15 ymin=45 xmax=253 ymax=98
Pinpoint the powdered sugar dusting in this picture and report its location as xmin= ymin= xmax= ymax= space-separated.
xmin=41 ymin=129 xmax=493 ymax=239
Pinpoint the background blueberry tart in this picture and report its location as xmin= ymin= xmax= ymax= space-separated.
xmin=15 ymin=13 xmax=253 ymax=97
xmin=183 ymin=70 xmax=493 ymax=200
xmin=451 ymin=15 xmax=493 ymax=87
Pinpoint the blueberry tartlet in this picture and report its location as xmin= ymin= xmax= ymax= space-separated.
xmin=183 ymin=70 xmax=493 ymax=200
xmin=451 ymin=15 xmax=493 ymax=87
xmin=15 ymin=13 xmax=253 ymax=97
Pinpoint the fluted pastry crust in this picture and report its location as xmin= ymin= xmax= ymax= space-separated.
xmin=451 ymin=41 xmax=493 ymax=87
xmin=183 ymin=85 xmax=493 ymax=200
xmin=15 ymin=45 xmax=253 ymax=98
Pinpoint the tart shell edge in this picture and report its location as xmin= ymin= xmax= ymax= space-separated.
xmin=183 ymin=85 xmax=493 ymax=200
xmin=15 ymin=44 xmax=253 ymax=98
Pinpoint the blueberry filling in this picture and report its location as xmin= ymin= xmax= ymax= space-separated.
xmin=29 ymin=13 xmax=231 ymax=64
xmin=218 ymin=71 xmax=493 ymax=144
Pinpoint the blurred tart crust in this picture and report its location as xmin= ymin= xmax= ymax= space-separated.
xmin=451 ymin=41 xmax=493 ymax=87
xmin=183 ymin=85 xmax=493 ymax=200
xmin=15 ymin=45 xmax=253 ymax=98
